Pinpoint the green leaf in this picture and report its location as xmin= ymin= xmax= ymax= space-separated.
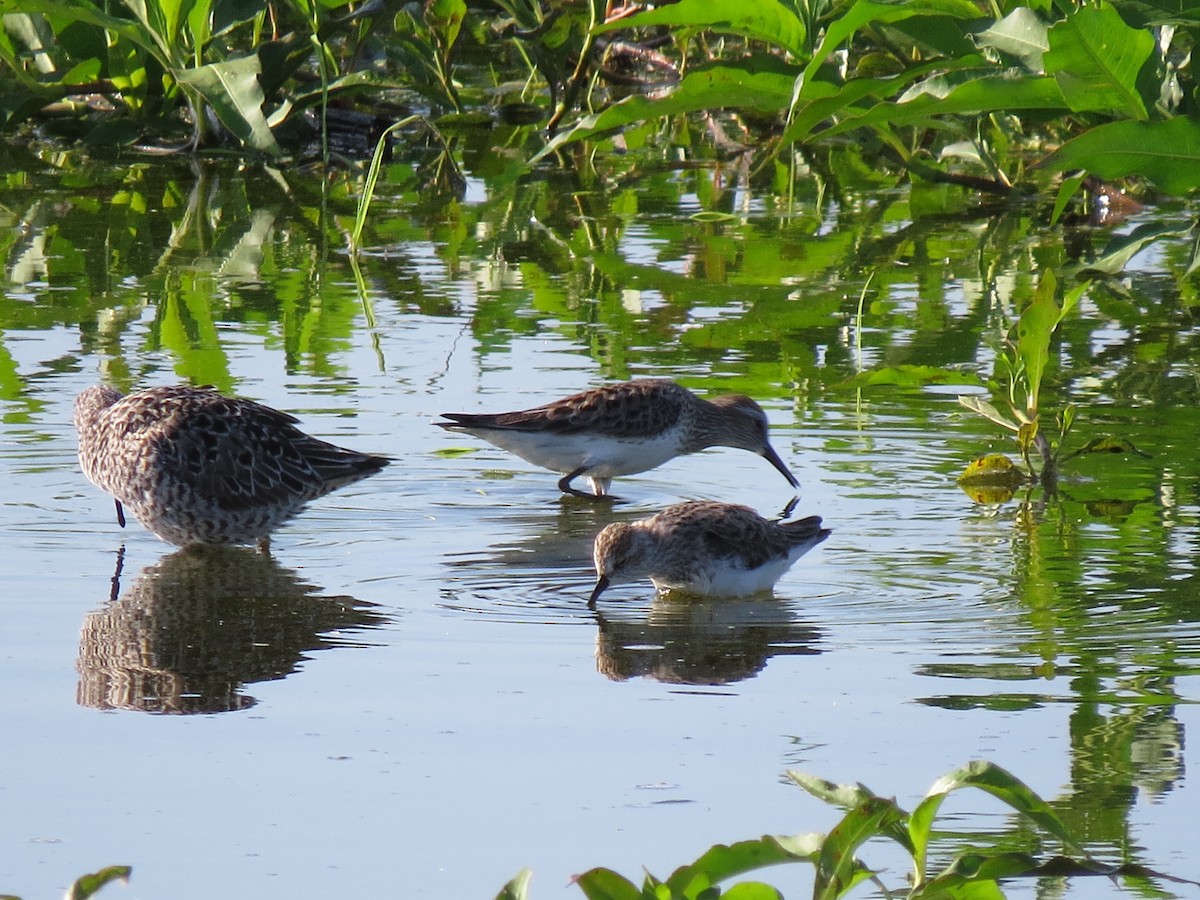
xmin=972 ymin=7 xmax=1049 ymax=73
xmin=495 ymin=868 xmax=532 ymax=900
xmin=1043 ymin=2 xmax=1154 ymax=118
xmin=65 ymin=866 xmax=132 ymax=900
xmin=538 ymin=57 xmax=797 ymax=155
xmin=787 ymin=772 xmax=878 ymax=810
xmin=814 ymin=798 xmax=900 ymax=900
xmin=1036 ymin=117 xmax=1200 ymax=194
xmin=782 ymin=54 xmax=985 ymax=145
xmin=175 ymin=53 xmax=282 ymax=155
xmin=572 ymin=867 xmax=643 ymax=900
xmin=798 ymin=0 xmax=983 ymax=107
xmin=922 ymin=761 xmax=1090 ymax=858
xmin=596 ymin=0 xmax=807 ymax=57
xmin=722 ymin=884 xmax=786 ymax=899
xmin=815 ymin=75 xmax=1067 ymax=140
xmin=664 ymin=835 xmax=819 ymax=896
xmin=957 ymin=395 xmax=1020 ymax=432
xmin=1050 ymin=171 xmax=1087 ymax=225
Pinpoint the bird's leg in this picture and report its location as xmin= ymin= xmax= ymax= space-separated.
xmin=558 ymin=467 xmax=604 ymax=500
xmin=114 ymin=499 xmax=126 ymax=528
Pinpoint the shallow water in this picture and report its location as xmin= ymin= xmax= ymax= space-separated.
xmin=2 ymin=147 xmax=1199 ymax=898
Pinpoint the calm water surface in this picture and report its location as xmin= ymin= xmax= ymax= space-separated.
xmin=2 ymin=150 xmax=1198 ymax=899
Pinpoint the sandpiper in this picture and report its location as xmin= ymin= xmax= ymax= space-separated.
xmin=435 ymin=379 xmax=799 ymax=498
xmin=589 ymin=500 xmax=830 ymax=605
xmin=74 ymin=384 xmax=389 ymax=549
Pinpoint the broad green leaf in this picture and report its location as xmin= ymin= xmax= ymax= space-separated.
xmin=787 ymin=772 xmax=878 ymax=809
xmin=798 ymin=0 xmax=982 ymax=106
xmin=596 ymin=0 xmax=808 ymax=57
xmin=1080 ymin=221 xmax=1198 ymax=275
xmin=722 ymin=884 xmax=786 ymax=899
xmin=1036 ymin=116 xmax=1200 ymax=194
xmin=783 ymin=55 xmax=985 ymax=145
xmin=65 ymin=866 xmax=132 ymax=900
xmin=664 ymin=835 xmax=819 ymax=895
xmin=0 ymin=0 xmax=155 ymax=64
xmin=1043 ymin=2 xmax=1154 ymax=118
xmin=922 ymin=761 xmax=1090 ymax=858
xmin=495 ymin=868 xmax=532 ymax=900
xmin=538 ymin=58 xmax=797 ymax=155
xmin=428 ymin=0 xmax=467 ymax=51
xmin=815 ymin=75 xmax=1067 ymax=139
xmin=814 ymin=798 xmax=901 ymax=900
xmin=175 ymin=54 xmax=281 ymax=155
xmin=571 ymin=867 xmax=642 ymax=900
xmin=972 ymin=7 xmax=1049 ymax=73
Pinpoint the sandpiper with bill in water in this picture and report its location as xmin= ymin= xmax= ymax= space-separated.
xmin=435 ymin=378 xmax=800 ymax=498
xmin=74 ymin=384 xmax=389 ymax=550
xmin=588 ymin=500 xmax=830 ymax=606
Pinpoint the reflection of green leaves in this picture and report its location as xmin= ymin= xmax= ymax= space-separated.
xmin=1080 ymin=221 xmax=1199 ymax=276
xmin=844 ymin=365 xmax=983 ymax=388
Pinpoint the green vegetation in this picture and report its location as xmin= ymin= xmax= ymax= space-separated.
xmin=1 ymin=864 xmax=132 ymax=900
xmin=1 ymin=0 xmax=1199 ymax=201
xmin=498 ymin=761 xmax=1198 ymax=899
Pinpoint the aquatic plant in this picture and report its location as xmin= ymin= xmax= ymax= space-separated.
xmin=0 ymin=0 xmax=1198 ymax=203
xmin=497 ymin=761 xmax=1194 ymax=899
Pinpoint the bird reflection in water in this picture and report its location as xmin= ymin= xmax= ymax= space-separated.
xmin=593 ymin=598 xmax=822 ymax=685
xmin=77 ymin=545 xmax=387 ymax=713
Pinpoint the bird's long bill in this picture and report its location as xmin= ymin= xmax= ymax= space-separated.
xmin=761 ymin=443 xmax=800 ymax=489
xmin=588 ymin=574 xmax=610 ymax=609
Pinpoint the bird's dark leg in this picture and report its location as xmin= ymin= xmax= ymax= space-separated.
xmin=114 ymin=499 xmax=126 ymax=528
xmin=558 ymin=467 xmax=601 ymax=499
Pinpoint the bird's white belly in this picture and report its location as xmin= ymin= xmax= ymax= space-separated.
xmin=652 ymin=556 xmax=793 ymax=599
xmin=479 ymin=430 xmax=684 ymax=477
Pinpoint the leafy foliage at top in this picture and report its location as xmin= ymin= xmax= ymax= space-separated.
xmin=0 ymin=0 xmax=1197 ymax=199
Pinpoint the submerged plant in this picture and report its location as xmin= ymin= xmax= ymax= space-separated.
xmin=498 ymin=761 xmax=1193 ymax=899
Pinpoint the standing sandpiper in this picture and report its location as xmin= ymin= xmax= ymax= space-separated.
xmin=74 ymin=384 xmax=389 ymax=549
xmin=435 ymin=379 xmax=800 ymax=498
xmin=589 ymin=500 xmax=830 ymax=605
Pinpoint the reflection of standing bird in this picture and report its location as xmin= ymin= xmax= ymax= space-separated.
xmin=436 ymin=379 xmax=799 ymax=498
xmin=590 ymin=500 xmax=830 ymax=605
xmin=77 ymin=544 xmax=386 ymax=713
xmin=74 ymin=384 xmax=389 ymax=549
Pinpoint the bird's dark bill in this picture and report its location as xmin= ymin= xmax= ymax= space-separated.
xmin=588 ymin=574 xmax=610 ymax=608
xmin=762 ymin=444 xmax=800 ymax=489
